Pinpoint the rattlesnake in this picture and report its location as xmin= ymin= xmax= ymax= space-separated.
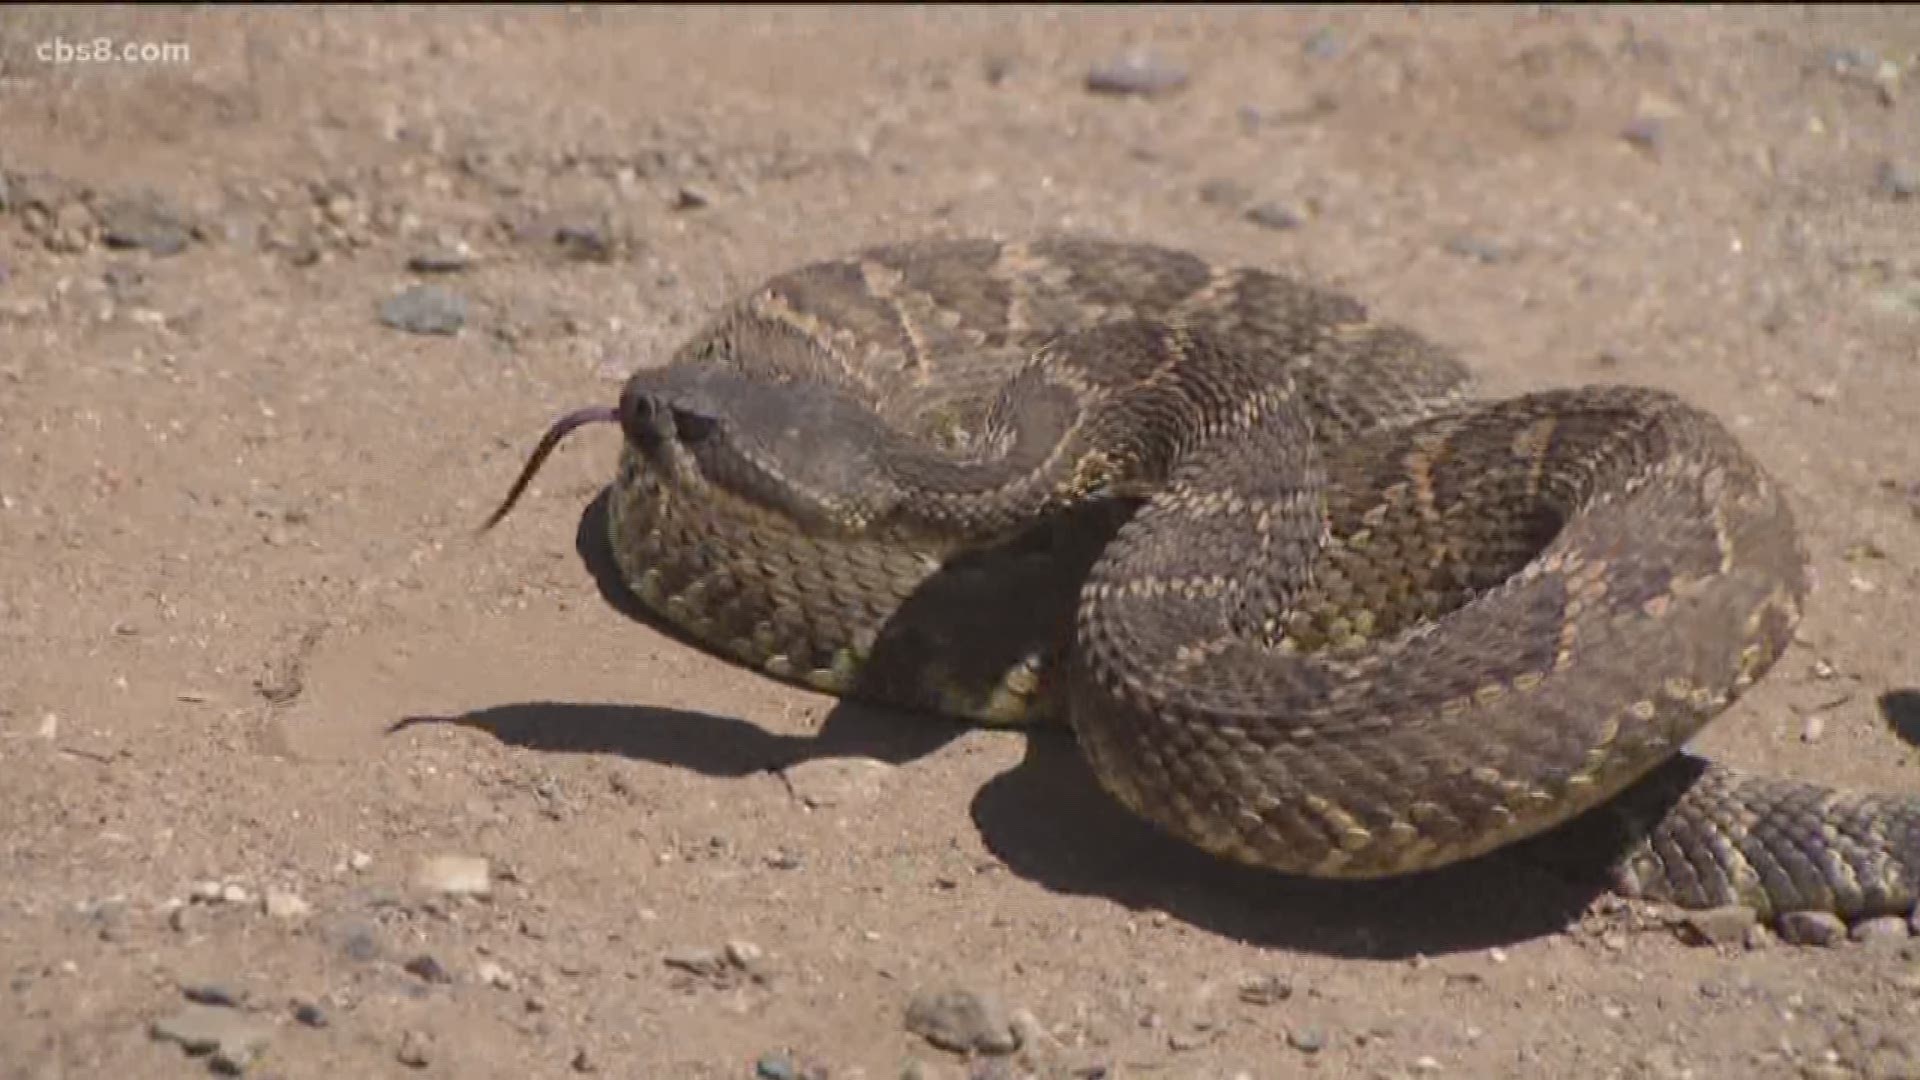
xmin=486 ymin=238 xmax=1920 ymax=922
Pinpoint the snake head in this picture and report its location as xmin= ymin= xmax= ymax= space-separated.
xmin=618 ymin=364 xmax=903 ymax=536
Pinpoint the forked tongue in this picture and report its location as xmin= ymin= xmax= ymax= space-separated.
xmin=478 ymin=406 xmax=621 ymax=533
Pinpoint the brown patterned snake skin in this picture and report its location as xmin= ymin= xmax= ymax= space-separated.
xmin=485 ymin=238 xmax=1920 ymax=923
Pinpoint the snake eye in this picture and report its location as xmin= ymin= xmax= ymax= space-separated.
xmin=670 ymin=407 xmax=720 ymax=445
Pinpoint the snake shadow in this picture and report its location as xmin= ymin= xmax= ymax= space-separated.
xmin=422 ymin=489 xmax=1630 ymax=959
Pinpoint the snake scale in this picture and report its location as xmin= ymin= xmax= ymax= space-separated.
xmin=485 ymin=238 xmax=1920 ymax=924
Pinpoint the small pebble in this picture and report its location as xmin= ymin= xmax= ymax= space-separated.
xmin=672 ymin=186 xmax=710 ymax=211
xmin=1198 ymin=178 xmax=1252 ymax=209
xmin=663 ymin=946 xmax=731 ymax=978
xmin=1443 ymin=234 xmax=1505 ymax=264
xmin=1289 ymin=1027 xmax=1327 ymax=1053
xmin=349 ymin=851 xmax=373 ymax=872
xmin=476 ymin=959 xmax=515 ymax=989
xmin=1677 ymin=905 xmax=1758 ymax=947
xmin=150 ymin=1005 xmax=272 ymax=1071
xmin=181 ymin=983 xmax=246 ymax=1008
xmin=1244 ymin=202 xmax=1303 ymax=231
xmin=407 ymin=244 xmax=476 ymax=272
xmin=414 ymin=854 xmax=491 ymax=897
xmin=554 ymin=223 xmax=613 ymax=262
xmin=1852 ymin=916 xmax=1910 ymax=946
xmin=1800 ymin=714 xmax=1826 ymax=743
xmin=1778 ymin=910 xmax=1847 ymax=947
xmin=1237 ymin=973 xmax=1293 ymax=1005
xmin=757 ymin=1053 xmax=799 ymax=1080
xmin=725 ymin=939 xmax=765 ymax=968
xmin=1302 ymin=28 xmax=1343 ymax=60
xmin=1880 ymin=159 xmax=1918 ymax=201
xmin=293 ymin=1001 xmax=329 ymax=1028
xmin=396 ymin=1029 xmax=433 ymax=1069
xmin=97 ymin=193 xmax=193 ymax=256
xmin=782 ymin=757 xmax=895 ymax=809
xmin=1085 ymin=51 xmax=1189 ymax=97
xmin=404 ymin=954 xmax=454 ymax=984
xmin=1620 ymin=116 xmax=1665 ymax=154
xmin=220 ymin=883 xmax=250 ymax=905
xmin=1411 ymin=1055 xmax=1443 ymax=1074
xmin=572 ymin=1047 xmax=597 ymax=1073
xmin=378 ymin=285 xmax=468 ymax=336
xmin=905 ymin=987 xmax=1021 ymax=1055
xmin=263 ymin=888 xmax=311 ymax=919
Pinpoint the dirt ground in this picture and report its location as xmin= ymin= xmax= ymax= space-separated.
xmin=4 ymin=6 xmax=1920 ymax=1079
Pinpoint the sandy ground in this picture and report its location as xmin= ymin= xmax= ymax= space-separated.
xmin=3 ymin=6 xmax=1920 ymax=1079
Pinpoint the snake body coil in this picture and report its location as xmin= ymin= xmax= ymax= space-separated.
xmin=491 ymin=238 xmax=1920 ymax=921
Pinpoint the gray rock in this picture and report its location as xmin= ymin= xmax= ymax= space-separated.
xmin=905 ymin=987 xmax=1021 ymax=1055
xmin=151 ymin=1004 xmax=271 ymax=1070
xmin=782 ymin=757 xmax=895 ymax=809
xmin=292 ymin=1001 xmax=329 ymax=1028
xmin=1244 ymin=202 xmax=1303 ymax=231
xmin=414 ymin=854 xmax=491 ymax=896
xmin=757 ymin=1053 xmax=798 ymax=1080
xmin=1852 ymin=915 xmax=1911 ymax=946
xmin=1880 ymin=159 xmax=1917 ymax=201
xmin=98 ymin=193 xmax=192 ymax=256
xmin=379 ymin=285 xmax=467 ymax=336
xmin=1777 ymin=910 xmax=1847 ymax=947
xmin=1085 ymin=51 xmax=1188 ymax=97
xmin=1675 ymin=905 xmax=1757 ymax=947
xmin=672 ymin=186 xmax=710 ymax=211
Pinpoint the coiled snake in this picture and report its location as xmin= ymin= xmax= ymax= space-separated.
xmin=485 ymin=238 xmax=1920 ymax=923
